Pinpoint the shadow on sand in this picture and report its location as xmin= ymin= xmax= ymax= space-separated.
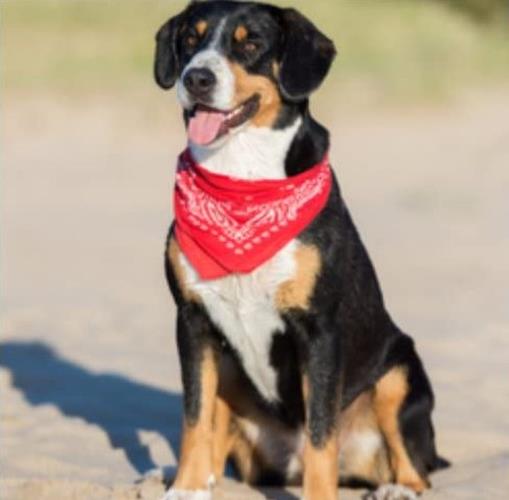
xmin=0 ymin=340 xmax=303 ymax=499
xmin=0 ymin=340 xmax=182 ymax=475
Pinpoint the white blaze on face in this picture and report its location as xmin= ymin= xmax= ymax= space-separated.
xmin=176 ymin=16 xmax=301 ymax=179
xmin=176 ymin=19 xmax=235 ymax=111
xmin=177 ymin=49 xmax=235 ymax=111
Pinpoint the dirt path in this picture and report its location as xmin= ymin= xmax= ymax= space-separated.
xmin=1 ymin=89 xmax=508 ymax=498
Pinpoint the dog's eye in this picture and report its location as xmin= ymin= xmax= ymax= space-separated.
xmin=184 ymin=35 xmax=198 ymax=48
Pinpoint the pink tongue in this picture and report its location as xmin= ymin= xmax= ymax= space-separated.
xmin=188 ymin=109 xmax=226 ymax=145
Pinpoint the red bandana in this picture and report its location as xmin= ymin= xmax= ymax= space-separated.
xmin=174 ymin=149 xmax=332 ymax=280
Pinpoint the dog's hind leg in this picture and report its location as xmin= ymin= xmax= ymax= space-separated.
xmin=397 ymin=348 xmax=447 ymax=479
xmin=372 ymin=366 xmax=428 ymax=494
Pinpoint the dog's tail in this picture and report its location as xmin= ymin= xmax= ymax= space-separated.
xmin=431 ymin=454 xmax=451 ymax=472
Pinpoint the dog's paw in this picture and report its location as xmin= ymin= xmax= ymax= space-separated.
xmin=161 ymin=475 xmax=215 ymax=500
xmin=363 ymin=484 xmax=418 ymax=500
xmin=161 ymin=489 xmax=212 ymax=500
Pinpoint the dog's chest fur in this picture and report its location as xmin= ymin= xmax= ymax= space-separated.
xmin=178 ymin=121 xmax=304 ymax=402
xmin=179 ymin=240 xmax=297 ymax=402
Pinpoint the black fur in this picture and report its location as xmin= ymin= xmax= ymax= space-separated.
xmin=154 ymin=10 xmax=187 ymax=89
xmin=156 ymin=0 xmax=447 ymax=487
xmin=278 ymin=8 xmax=336 ymax=101
xmin=154 ymin=1 xmax=335 ymax=100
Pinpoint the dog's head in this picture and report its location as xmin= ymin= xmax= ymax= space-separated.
xmin=154 ymin=0 xmax=336 ymax=147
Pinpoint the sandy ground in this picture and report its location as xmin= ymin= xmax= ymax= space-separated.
xmin=1 ymin=89 xmax=509 ymax=499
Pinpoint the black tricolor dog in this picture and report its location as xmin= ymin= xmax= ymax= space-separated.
xmin=154 ymin=1 xmax=447 ymax=499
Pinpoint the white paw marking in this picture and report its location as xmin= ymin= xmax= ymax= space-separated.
xmin=161 ymin=475 xmax=215 ymax=500
xmin=161 ymin=489 xmax=212 ymax=500
xmin=364 ymin=484 xmax=418 ymax=500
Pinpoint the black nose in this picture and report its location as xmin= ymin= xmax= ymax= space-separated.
xmin=183 ymin=68 xmax=216 ymax=98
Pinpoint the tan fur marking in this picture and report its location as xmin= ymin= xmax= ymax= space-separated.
xmin=229 ymin=62 xmax=282 ymax=128
xmin=215 ymin=355 xmax=265 ymax=484
xmin=338 ymin=391 xmax=376 ymax=444
xmin=374 ymin=366 xmax=428 ymax=493
xmin=338 ymin=390 xmax=391 ymax=484
xmin=173 ymin=348 xmax=218 ymax=490
xmin=234 ymin=25 xmax=248 ymax=42
xmin=303 ymin=436 xmax=339 ymax=500
xmin=302 ymin=373 xmax=310 ymax=403
xmin=220 ymin=358 xmax=297 ymax=485
xmin=232 ymin=413 xmax=301 ymax=485
xmin=195 ymin=20 xmax=208 ymax=36
xmin=212 ymin=396 xmax=236 ymax=480
xmin=302 ymin=374 xmax=339 ymax=500
xmin=276 ymin=244 xmax=321 ymax=311
xmin=230 ymin=429 xmax=262 ymax=484
xmin=167 ymin=237 xmax=201 ymax=303
xmin=272 ymin=61 xmax=280 ymax=78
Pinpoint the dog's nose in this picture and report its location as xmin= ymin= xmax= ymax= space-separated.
xmin=183 ymin=68 xmax=216 ymax=98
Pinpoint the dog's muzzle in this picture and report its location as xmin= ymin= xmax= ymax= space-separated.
xmin=183 ymin=68 xmax=217 ymax=102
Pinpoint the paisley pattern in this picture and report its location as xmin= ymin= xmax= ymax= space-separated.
xmin=174 ymin=149 xmax=332 ymax=278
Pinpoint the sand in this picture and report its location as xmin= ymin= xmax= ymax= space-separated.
xmin=1 ymin=89 xmax=508 ymax=499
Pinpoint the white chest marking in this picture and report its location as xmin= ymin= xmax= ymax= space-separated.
xmin=179 ymin=241 xmax=298 ymax=402
xmin=189 ymin=118 xmax=302 ymax=180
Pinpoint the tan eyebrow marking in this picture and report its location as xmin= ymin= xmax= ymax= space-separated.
xmin=234 ymin=25 xmax=248 ymax=42
xmin=195 ymin=20 xmax=208 ymax=36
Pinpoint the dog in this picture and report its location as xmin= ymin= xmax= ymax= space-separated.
xmin=154 ymin=1 xmax=447 ymax=499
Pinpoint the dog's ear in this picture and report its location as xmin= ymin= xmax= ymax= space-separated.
xmin=278 ymin=9 xmax=336 ymax=102
xmin=154 ymin=12 xmax=186 ymax=90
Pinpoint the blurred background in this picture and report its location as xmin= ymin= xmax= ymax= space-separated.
xmin=2 ymin=1 xmax=509 ymax=498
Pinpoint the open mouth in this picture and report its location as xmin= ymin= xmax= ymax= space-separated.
xmin=187 ymin=94 xmax=260 ymax=146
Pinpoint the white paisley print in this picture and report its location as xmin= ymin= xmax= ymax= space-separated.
xmin=175 ymin=153 xmax=331 ymax=256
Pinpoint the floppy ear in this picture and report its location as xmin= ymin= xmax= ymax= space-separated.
xmin=278 ymin=9 xmax=336 ymax=102
xmin=154 ymin=13 xmax=185 ymax=90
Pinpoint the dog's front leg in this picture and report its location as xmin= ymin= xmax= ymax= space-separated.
xmin=301 ymin=329 xmax=341 ymax=500
xmin=165 ymin=309 xmax=218 ymax=500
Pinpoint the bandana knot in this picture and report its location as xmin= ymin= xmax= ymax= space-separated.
xmin=174 ymin=149 xmax=332 ymax=279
